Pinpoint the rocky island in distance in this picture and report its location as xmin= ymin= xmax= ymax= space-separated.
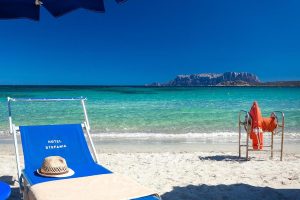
xmin=147 ymin=72 xmax=300 ymax=87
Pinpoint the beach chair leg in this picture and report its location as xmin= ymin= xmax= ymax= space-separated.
xmin=23 ymin=187 xmax=27 ymax=200
xmin=21 ymin=178 xmax=29 ymax=200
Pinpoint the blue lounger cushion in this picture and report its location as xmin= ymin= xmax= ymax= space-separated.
xmin=132 ymin=195 xmax=160 ymax=200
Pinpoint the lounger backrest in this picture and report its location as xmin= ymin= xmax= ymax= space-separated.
xmin=20 ymin=124 xmax=95 ymax=171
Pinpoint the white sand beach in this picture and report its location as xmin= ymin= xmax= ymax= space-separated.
xmin=1 ymin=141 xmax=299 ymax=200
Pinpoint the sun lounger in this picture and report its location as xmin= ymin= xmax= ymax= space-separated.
xmin=8 ymin=97 xmax=160 ymax=200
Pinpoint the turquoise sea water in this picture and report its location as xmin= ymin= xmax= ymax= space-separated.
xmin=0 ymin=86 xmax=299 ymax=138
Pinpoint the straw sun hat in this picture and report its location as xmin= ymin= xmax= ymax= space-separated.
xmin=37 ymin=156 xmax=74 ymax=178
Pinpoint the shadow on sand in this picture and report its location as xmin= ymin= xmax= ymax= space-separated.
xmin=0 ymin=176 xmax=21 ymax=200
xmin=2 ymin=176 xmax=299 ymax=200
xmin=161 ymin=184 xmax=300 ymax=200
xmin=198 ymin=155 xmax=245 ymax=162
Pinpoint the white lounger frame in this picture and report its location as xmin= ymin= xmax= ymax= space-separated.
xmin=7 ymin=97 xmax=99 ymax=196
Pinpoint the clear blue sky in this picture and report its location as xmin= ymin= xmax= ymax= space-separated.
xmin=0 ymin=0 xmax=299 ymax=85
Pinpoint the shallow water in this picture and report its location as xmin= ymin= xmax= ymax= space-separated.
xmin=0 ymin=86 xmax=299 ymax=138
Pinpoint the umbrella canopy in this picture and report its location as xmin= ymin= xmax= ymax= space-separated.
xmin=0 ymin=0 xmax=126 ymax=20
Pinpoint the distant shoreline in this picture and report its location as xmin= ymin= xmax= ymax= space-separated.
xmin=0 ymin=84 xmax=299 ymax=87
xmin=147 ymin=72 xmax=300 ymax=87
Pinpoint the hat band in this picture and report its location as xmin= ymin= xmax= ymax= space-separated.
xmin=39 ymin=169 xmax=70 ymax=176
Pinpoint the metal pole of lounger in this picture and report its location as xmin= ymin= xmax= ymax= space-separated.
xmin=9 ymin=97 xmax=86 ymax=102
xmin=7 ymin=97 xmax=13 ymax=134
xmin=12 ymin=125 xmax=22 ymax=189
xmin=81 ymin=99 xmax=99 ymax=163
xmin=81 ymin=99 xmax=90 ymax=131
xmin=8 ymin=97 xmax=22 ymax=192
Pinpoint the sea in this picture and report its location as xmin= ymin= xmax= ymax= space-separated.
xmin=0 ymin=86 xmax=299 ymax=150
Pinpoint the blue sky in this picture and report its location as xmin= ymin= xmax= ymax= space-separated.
xmin=0 ymin=0 xmax=300 ymax=85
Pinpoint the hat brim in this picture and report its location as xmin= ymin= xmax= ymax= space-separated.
xmin=36 ymin=168 xmax=75 ymax=178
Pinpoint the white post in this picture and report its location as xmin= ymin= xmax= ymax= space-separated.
xmin=12 ymin=125 xmax=22 ymax=182
xmin=80 ymin=99 xmax=99 ymax=163
xmin=81 ymin=99 xmax=90 ymax=131
xmin=8 ymin=97 xmax=13 ymax=134
xmin=84 ymin=122 xmax=99 ymax=163
xmin=8 ymin=97 xmax=23 ymax=191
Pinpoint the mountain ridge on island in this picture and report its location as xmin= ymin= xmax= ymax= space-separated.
xmin=147 ymin=72 xmax=300 ymax=87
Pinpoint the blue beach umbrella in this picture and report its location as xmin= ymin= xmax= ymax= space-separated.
xmin=0 ymin=0 xmax=126 ymax=20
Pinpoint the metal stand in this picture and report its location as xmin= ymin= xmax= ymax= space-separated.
xmin=238 ymin=110 xmax=284 ymax=161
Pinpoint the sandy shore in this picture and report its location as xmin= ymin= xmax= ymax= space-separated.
xmin=1 ymin=150 xmax=300 ymax=200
